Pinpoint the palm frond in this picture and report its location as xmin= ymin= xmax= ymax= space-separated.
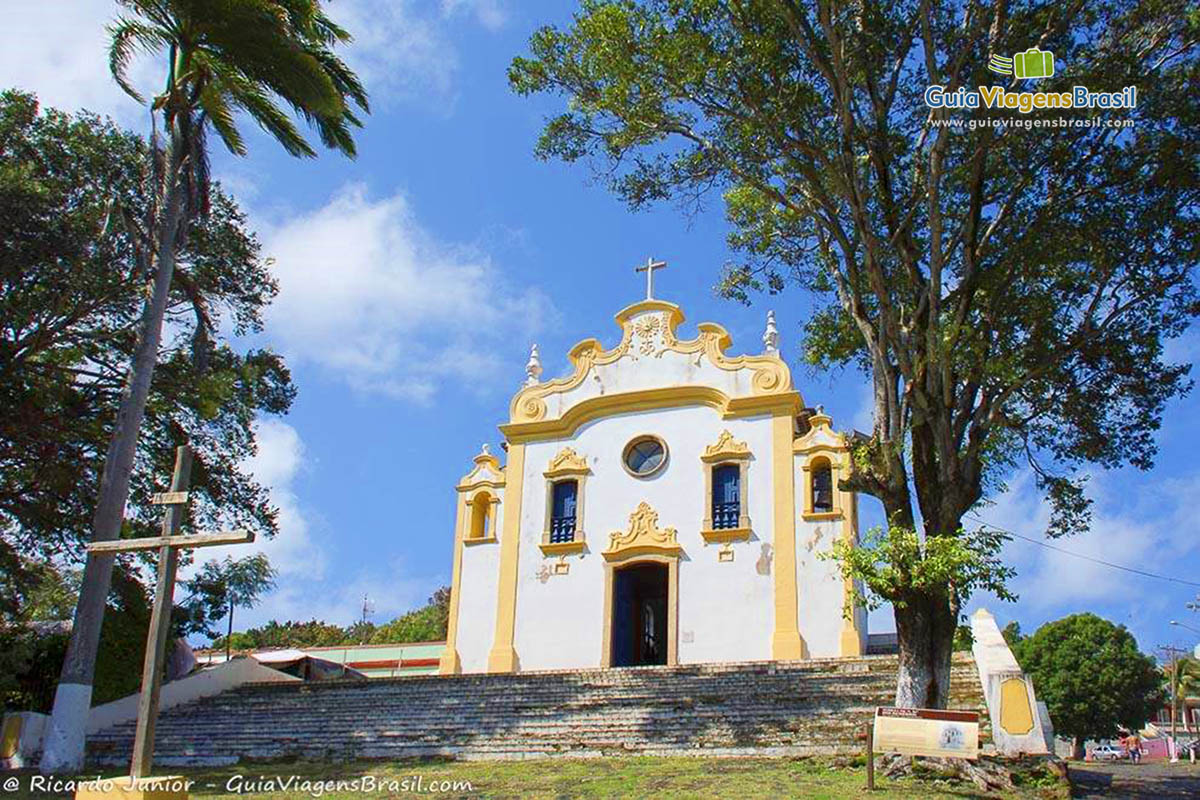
xmin=108 ymin=17 xmax=170 ymax=101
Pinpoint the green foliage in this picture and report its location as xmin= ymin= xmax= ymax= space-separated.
xmin=0 ymin=90 xmax=294 ymax=592
xmin=221 ymin=619 xmax=349 ymax=651
xmin=178 ymin=554 xmax=277 ymax=642
xmin=511 ymin=0 xmax=1199 ymax=705
xmin=370 ymin=588 xmax=451 ymax=645
xmin=952 ymin=625 xmax=974 ymax=652
xmin=510 ymin=0 xmax=1199 ymax=538
xmin=213 ymin=587 xmax=452 ymax=651
xmin=1012 ymin=614 xmax=1164 ymax=743
xmin=823 ymin=525 xmax=1016 ymax=612
xmin=1002 ymin=621 xmax=1025 ymax=648
xmin=110 ymin=0 xmax=368 ymax=161
xmin=1 ymin=564 xmax=150 ymax=712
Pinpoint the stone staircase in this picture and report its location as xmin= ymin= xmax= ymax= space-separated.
xmin=86 ymin=653 xmax=987 ymax=766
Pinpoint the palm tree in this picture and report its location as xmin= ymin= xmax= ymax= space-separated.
xmin=41 ymin=0 xmax=367 ymax=773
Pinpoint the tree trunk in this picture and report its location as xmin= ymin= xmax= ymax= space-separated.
xmin=40 ymin=133 xmax=188 ymax=775
xmin=893 ymin=588 xmax=957 ymax=708
xmin=225 ymin=600 xmax=234 ymax=663
xmin=1072 ymin=736 xmax=1085 ymax=760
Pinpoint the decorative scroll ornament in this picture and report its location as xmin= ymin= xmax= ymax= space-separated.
xmin=701 ymin=429 xmax=751 ymax=462
xmin=544 ymin=446 xmax=590 ymax=477
xmin=603 ymin=502 xmax=682 ymax=561
xmin=507 ymin=301 xmax=795 ymax=426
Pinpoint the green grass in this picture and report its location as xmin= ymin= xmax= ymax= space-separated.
xmin=8 ymin=757 xmax=1069 ymax=799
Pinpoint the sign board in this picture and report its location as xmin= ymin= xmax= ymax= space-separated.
xmin=873 ymin=707 xmax=980 ymax=760
xmin=151 ymin=491 xmax=189 ymax=506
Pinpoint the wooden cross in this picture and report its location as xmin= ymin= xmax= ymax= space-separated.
xmin=634 ymin=257 xmax=667 ymax=300
xmin=86 ymin=445 xmax=254 ymax=780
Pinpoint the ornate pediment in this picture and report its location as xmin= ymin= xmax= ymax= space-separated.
xmin=506 ymin=300 xmax=799 ymax=430
xmin=701 ymin=429 xmax=751 ymax=462
xmin=603 ymin=502 xmax=682 ymax=562
xmin=458 ymin=444 xmax=505 ymax=490
xmin=544 ymin=446 xmax=590 ymax=478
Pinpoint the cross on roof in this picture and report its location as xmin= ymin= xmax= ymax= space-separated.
xmin=634 ymin=257 xmax=667 ymax=300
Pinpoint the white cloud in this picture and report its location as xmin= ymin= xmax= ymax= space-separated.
xmin=259 ymin=183 xmax=555 ymax=401
xmin=969 ymin=467 xmax=1200 ymax=613
xmin=0 ymin=1 xmax=154 ymax=121
xmin=441 ymin=0 xmax=507 ymax=30
xmin=0 ymin=0 xmax=508 ymax=123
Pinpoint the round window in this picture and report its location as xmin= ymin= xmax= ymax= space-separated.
xmin=623 ymin=436 xmax=668 ymax=478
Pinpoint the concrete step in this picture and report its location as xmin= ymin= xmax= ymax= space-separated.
xmin=86 ymin=654 xmax=988 ymax=765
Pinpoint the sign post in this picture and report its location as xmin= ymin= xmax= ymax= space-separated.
xmin=872 ymin=707 xmax=981 ymax=761
xmin=76 ymin=445 xmax=254 ymax=800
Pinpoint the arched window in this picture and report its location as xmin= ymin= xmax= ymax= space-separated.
xmin=811 ymin=460 xmax=834 ymax=513
xmin=468 ymin=492 xmax=493 ymax=540
xmin=712 ymin=464 xmax=741 ymax=530
xmin=549 ymin=480 xmax=578 ymax=543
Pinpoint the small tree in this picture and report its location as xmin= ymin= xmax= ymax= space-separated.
xmin=1012 ymin=613 xmax=1163 ymax=758
xmin=181 ymin=554 xmax=276 ymax=661
xmin=1163 ymin=654 xmax=1200 ymax=736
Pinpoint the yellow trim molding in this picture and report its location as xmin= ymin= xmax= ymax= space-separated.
xmin=771 ymin=412 xmax=807 ymax=659
xmin=839 ymin=492 xmax=864 ymax=656
xmin=457 ymin=445 xmax=505 ymax=491
xmin=464 ymin=490 xmax=500 ymax=543
xmin=487 ymin=443 xmax=526 ymax=673
xmin=600 ymin=555 xmax=679 ymax=668
xmin=540 ymin=447 xmax=590 ymax=557
xmin=438 ymin=494 xmax=468 ymax=674
xmin=700 ymin=429 xmax=753 ymax=546
xmin=501 ymin=385 xmax=801 ymax=443
xmin=700 ymin=527 xmax=751 ymax=544
xmin=602 ymin=502 xmax=682 ymax=562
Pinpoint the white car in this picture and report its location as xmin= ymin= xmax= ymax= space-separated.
xmin=1091 ymin=744 xmax=1125 ymax=761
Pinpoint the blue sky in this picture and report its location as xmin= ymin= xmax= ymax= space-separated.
xmin=4 ymin=1 xmax=1199 ymax=658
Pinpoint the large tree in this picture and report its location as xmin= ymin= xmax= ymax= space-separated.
xmin=0 ymin=91 xmax=292 ymax=592
xmin=510 ymin=0 xmax=1199 ymax=707
xmin=42 ymin=0 xmax=367 ymax=771
xmin=179 ymin=553 xmax=276 ymax=660
xmin=1011 ymin=614 xmax=1163 ymax=758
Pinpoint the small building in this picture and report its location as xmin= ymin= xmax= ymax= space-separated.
xmin=441 ymin=293 xmax=867 ymax=675
xmin=195 ymin=640 xmax=444 ymax=678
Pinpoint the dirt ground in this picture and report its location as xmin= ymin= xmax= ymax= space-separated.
xmin=1068 ymin=761 xmax=1200 ymax=799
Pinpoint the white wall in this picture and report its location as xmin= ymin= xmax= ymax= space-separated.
xmin=455 ymin=531 xmax=501 ymax=673
xmin=795 ymin=515 xmax=851 ymax=657
xmin=86 ymin=657 xmax=298 ymax=735
xmin=512 ymin=405 xmax=780 ymax=671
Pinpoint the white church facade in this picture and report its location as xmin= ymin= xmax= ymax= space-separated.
xmin=438 ymin=285 xmax=867 ymax=675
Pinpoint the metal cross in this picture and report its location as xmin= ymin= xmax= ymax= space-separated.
xmin=634 ymin=257 xmax=668 ymax=300
xmin=85 ymin=445 xmax=254 ymax=780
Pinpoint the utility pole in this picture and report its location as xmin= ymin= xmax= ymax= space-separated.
xmin=1160 ymin=644 xmax=1189 ymax=759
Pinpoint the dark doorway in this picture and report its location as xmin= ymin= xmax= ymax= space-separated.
xmin=611 ymin=563 xmax=669 ymax=667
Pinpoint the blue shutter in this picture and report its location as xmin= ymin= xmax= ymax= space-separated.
xmin=712 ymin=465 xmax=740 ymax=529
xmin=550 ymin=480 xmax=578 ymax=542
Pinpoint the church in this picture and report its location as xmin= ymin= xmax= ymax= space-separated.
xmin=438 ymin=264 xmax=867 ymax=675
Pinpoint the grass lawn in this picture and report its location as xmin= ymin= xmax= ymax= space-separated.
xmin=9 ymin=757 xmax=1069 ymax=799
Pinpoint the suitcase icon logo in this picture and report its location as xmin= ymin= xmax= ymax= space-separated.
xmin=988 ymin=48 xmax=1055 ymax=79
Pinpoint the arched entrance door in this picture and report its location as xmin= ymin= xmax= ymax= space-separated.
xmin=611 ymin=563 xmax=669 ymax=666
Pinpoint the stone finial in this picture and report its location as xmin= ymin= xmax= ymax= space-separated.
xmin=524 ymin=343 xmax=543 ymax=386
xmin=762 ymin=310 xmax=779 ymax=355
xmin=480 ymin=443 xmax=491 ymax=457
